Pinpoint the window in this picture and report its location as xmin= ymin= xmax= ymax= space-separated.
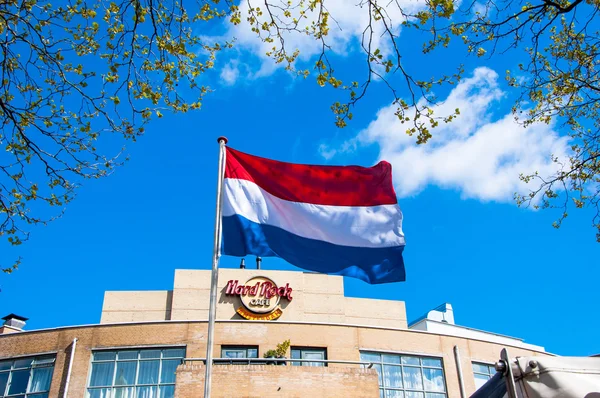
xmin=220 ymin=346 xmax=258 ymax=360
xmin=472 ymin=362 xmax=496 ymax=390
xmin=291 ymin=348 xmax=327 ymax=367
xmin=0 ymin=355 xmax=55 ymax=398
xmin=87 ymin=348 xmax=185 ymax=398
xmin=360 ymin=352 xmax=447 ymax=398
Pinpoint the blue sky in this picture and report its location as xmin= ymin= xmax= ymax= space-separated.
xmin=1 ymin=1 xmax=599 ymax=357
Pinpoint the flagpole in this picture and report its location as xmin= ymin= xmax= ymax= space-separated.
xmin=204 ymin=136 xmax=228 ymax=398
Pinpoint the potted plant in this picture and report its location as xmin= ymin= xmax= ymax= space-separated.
xmin=264 ymin=339 xmax=290 ymax=365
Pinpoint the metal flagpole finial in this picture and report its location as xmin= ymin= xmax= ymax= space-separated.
xmin=217 ymin=136 xmax=228 ymax=144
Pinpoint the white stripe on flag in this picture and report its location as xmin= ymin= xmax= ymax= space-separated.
xmin=222 ymin=178 xmax=405 ymax=248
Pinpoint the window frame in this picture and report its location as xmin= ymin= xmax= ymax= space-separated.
xmin=85 ymin=347 xmax=186 ymax=398
xmin=360 ymin=350 xmax=449 ymax=398
xmin=290 ymin=347 xmax=328 ymax=367
xmin=0 ymin=354 xmax=56 ymax=398
xmin=220 ymin=346 xmax=259 ymax=360
xmin=472 ymin=361 xmax=497 ymax=389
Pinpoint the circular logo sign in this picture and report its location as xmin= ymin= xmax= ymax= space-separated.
xmin=224 ymin=277 xmax=293 ymax=320
xmin=239 ymin=276 xmax=281 ymax=314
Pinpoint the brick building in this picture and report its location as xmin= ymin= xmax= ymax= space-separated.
xmin=0 ymin=269 xmax=546 ymax=397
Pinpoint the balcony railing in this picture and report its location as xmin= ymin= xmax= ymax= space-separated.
xmin=183 ymin=357 xmax=374 ymax=367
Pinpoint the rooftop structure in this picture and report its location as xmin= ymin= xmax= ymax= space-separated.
xmin=0 ymin=269 xmax=547 ymax=397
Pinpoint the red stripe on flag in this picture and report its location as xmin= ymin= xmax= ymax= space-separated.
xmin=225 ymin=147 xmax=398 ymax=206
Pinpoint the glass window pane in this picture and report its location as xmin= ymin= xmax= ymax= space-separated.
xmin=361 ymin=352 xmax=381 ymax=363
xmin=402 ymin=366 xmax=423 ymax=390
xmin=383 ymin=365 xmax=403 ymax=388
xmin=422 ymin=358 xmax=442 ymax=368
xmin=13 ymin=358 xmax=33 ymax=369
xmin=373 ymin=364 xmax=383 ymax=386
xmin=401 ymin=356 xmax=420 ymax=366
xmin=159 ymin=385 xmax=175 ymax=398
xmin=290 ymin=350 xmax=299 ymax=366
xmin=33 ymin=357 xmax=54 ymax=366
xmin=472 ymin=363 xmax=490 ymax=374
xmin=0 ymin=372 xmax=9 ymax=395
xmin=303 ymin=351 xmax=325 ymax=367
xmin=423 ymin=368 xmax=445 ymax=392
xmin=386 ymin=391 xmax=405 ymax=398
xmin=291 ymin=350 xmax=301 ymax=360
xmin=88 ymin=388 xmax=112 ymax=398
xmin=8 ymin=369 xmax=30 ymax=394
xmin=160 ymin=360 xmax=180 ymax=384
xmin=140 ymin=350 xmax=161 ymax=359
xmin=233 ymin=351 xmax=246 ymax=359
xmin=290 ymin=350 xmax=301 ymax=366
xmin=94 ymin=352 xmax=117 ymax=361
xmin=162 ymin=349 xmax=184 ymax=359
xmin=89 ymin=362 xmax=115 ymax=387
xmin=28 ymin=393 xmax=49 ymax=398
xmin=381 ymin=354 xmax=400 ymax=364
xmin=383 ymin=354 xmax=401 ymax=364
xmin=28 ymin=367 xmax=53 ymax=392
xmin=138 ymin=360 xmax=159 ymax=384
xmin=223 ymin=350 xmax=245 ymax=359
xmin=363 ymin=352 xmax=448 ymax=398
xmin=303 ymin=352 xmax=324 ymax=360
xmin=474 ymin=373 xmax=490 ymax=389
xmin=84 ymin=347 xmax=210 ymax=395
xmin=114 ymin=362 xmax=137 ymax=386
xmin=290 ymin=348 xmax=325 ymax=366
xmin=114 ymin=387 xmax=135 ymax=398
xmin=117 ymin=351 xmax=138 ymax=361
xmin=137 ymin=385 xmax=157 ymax=398
xmin=247 ymin=349 xmax=258 ymax=359
xmin=0 ymin=361 xmax=11 ymax=371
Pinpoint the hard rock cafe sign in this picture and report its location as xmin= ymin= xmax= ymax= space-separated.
xmin=225 ymin=276 xmax=293 ymax=320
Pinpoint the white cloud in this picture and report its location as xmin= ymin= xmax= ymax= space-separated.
xmin=332 ymin=67 xmax=570 ymax=202
xmin=318 ymin=143 xmax=337 ymax=160
xmin=318 ymin=138 xmax=358 ymax=161
xmin=225 ymin=0 xmax=426 ymax=77
xmin=220 ymin=61 xmax=241 ymax=86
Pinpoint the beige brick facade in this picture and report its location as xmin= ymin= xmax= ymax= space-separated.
xmin=0 ymin=269 xmax=548 ymax=397
xmin=0 ymin=320 xmax=546 ymax=398
xmin=174 ymin=364 xmax=380 ymax=397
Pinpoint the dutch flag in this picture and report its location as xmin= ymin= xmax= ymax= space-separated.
xmin=221 ymin=147 xmax=406 ymax=284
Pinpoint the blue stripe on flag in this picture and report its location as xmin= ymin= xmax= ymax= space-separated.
xmin=222 ymin=214 xmax=405 ymax=284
